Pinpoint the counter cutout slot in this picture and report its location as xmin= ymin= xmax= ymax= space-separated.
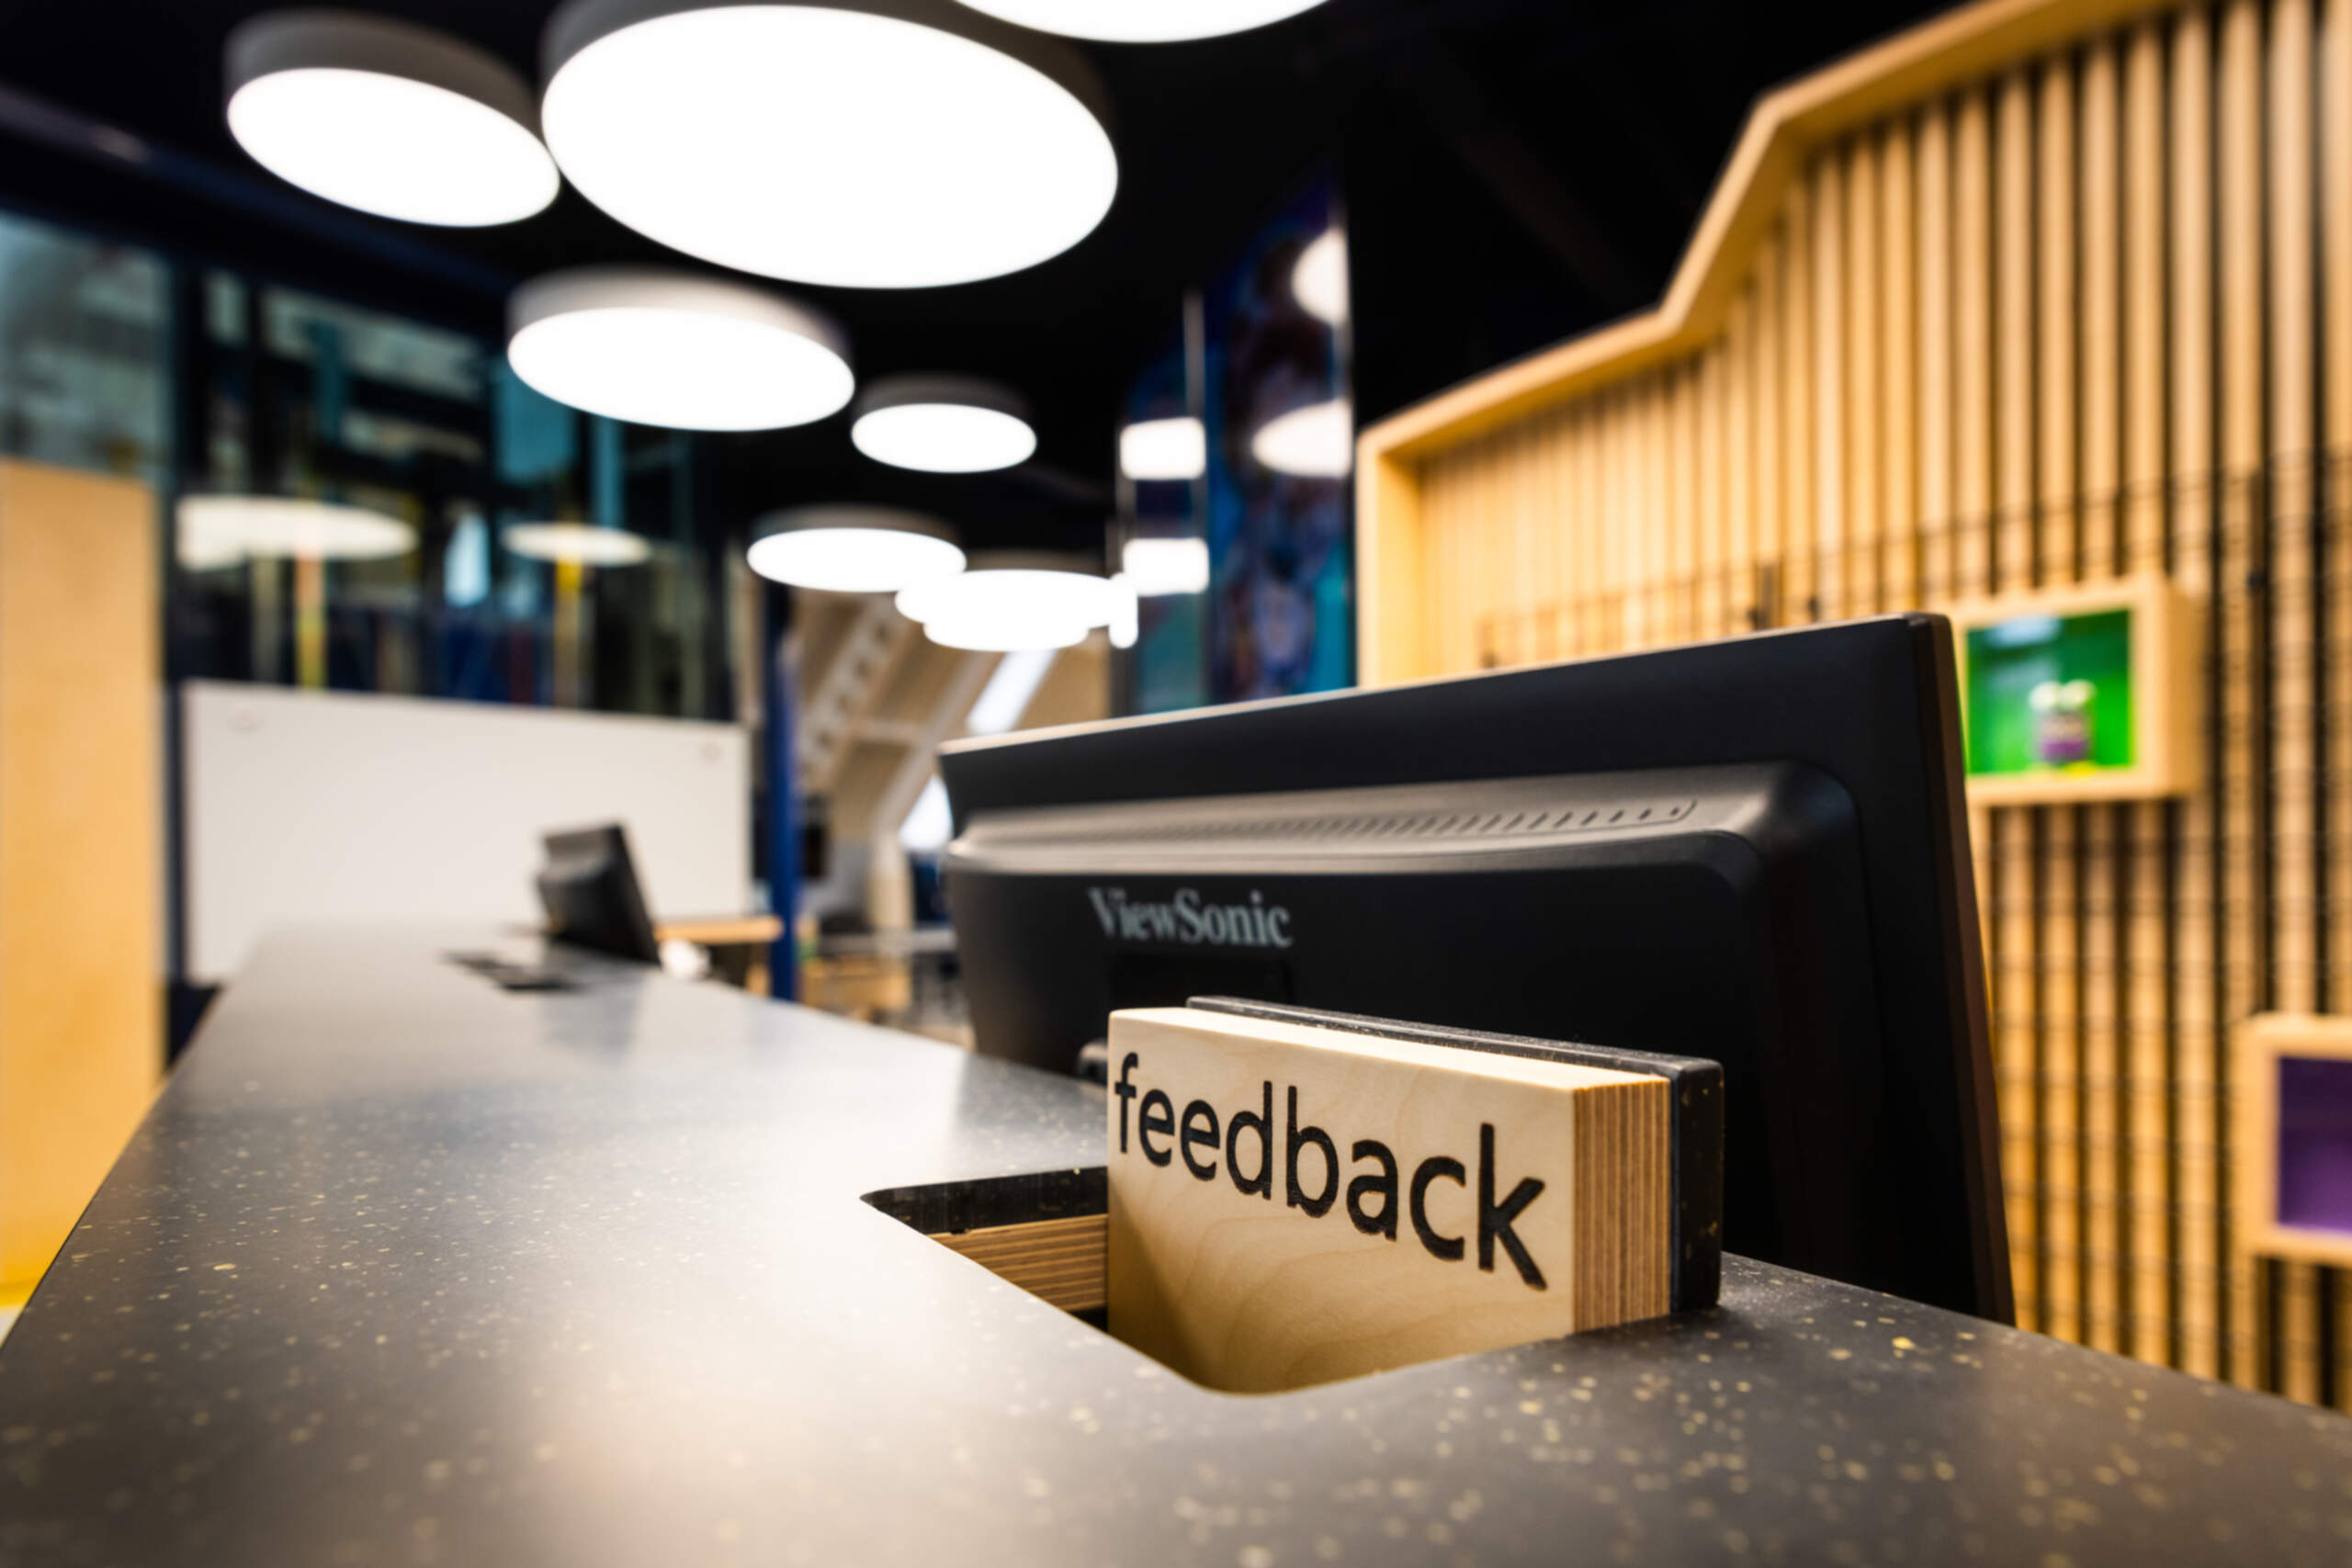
xmin=865 ymin=1168 xmax=1108 ymax=1320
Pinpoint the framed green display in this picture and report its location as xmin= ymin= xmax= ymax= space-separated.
xmin=1947 ymin=575 xmax=2198 ymax=804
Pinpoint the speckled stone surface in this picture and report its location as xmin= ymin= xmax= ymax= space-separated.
xmin=3 ymin=927 xmax=2349 ymax=1567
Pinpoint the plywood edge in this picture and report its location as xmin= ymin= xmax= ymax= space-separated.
xmin=931 ymin=1213 xmax=1108 ymax=1313
xmin=1356 ymin=0 xmax=2177 ymax=468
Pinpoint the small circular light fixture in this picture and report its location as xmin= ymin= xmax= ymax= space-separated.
xmin=1120 ymin=536 xmax=1210 ymax=595
xmin=851 ymin=376 xmax=1036 ymax=474
xmin=1119 ymin=416 xmax=1206 ymax=481
xmin=1292 ymin=229 xmax=1348 ymax=325
xmin=540 ymin=0 xmax=1117 ymax=288
xmin=508 ymin=269 xmax=854 ymax=432
xmin=1106 ymin=574 xmax=1139 ymax=649
xmin=894 ymin=553 xmax=1115 ymax=652
xmin=178 ymin=495 xmax=418 ymax=563
xmin=747 ymin=507 xmax=966 ymax=593
xmin=224 ymin=11 xmax=560 ymax=226
xmin=948 ymin=0 xmax=1332 ymax=42
xmin=502 ymin=522 xmax=653 ymax=565
xmin=1250 ymin=398 xmax=1352 ymax=478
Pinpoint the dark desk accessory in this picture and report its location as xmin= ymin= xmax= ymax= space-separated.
xmin=441 ymin=950 xmax=580 ymax=992
xmin=536 ymin=822 xmax=660 ymax=964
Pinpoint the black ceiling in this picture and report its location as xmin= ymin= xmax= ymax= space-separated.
xmin=0 ymin=0 xmax=1943 ymax=554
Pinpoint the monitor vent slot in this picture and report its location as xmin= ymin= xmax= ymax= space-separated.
xmin=1011 ymin=797 xmax=1696 ymax=851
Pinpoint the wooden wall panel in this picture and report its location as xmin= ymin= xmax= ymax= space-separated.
xmin=1360 ymin=0 xmax=2352 ymax=1410
xmin=0 ymin=461 xmax=162 ymax=1301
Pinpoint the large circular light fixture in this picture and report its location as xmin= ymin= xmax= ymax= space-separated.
xmin=894 ymin=554 xmax=1115 ymax=652
xmin=948 ymin=0 xmax=1332 ymax=41
xmin=925 ymin=609 xmax=1091 ymax=652
xmin=851 ymin=376 xmax=1036 ymax=473
xmin=1250 ymin=398 xmax=1352 ymax=478
xmin=539 ymin=0 xmax=1118 ymax=288
xmin=224 ymin=12 xmax=560 ymax=226
xmin=502 ymin=522 xmax=653 ymax=565
xmin=177 ymin=496 xmax=418 ymax=563
xmin=747 ymin=507 xmax=966 ymax=593
xmin=508 ymin=269 xmax=854 ymax=431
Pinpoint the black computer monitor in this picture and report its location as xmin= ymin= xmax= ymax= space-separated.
xmin=537 ymin=824 xmax=661 ymax=964
xmin=936 ymin=615 xmax=2008 ymax=1321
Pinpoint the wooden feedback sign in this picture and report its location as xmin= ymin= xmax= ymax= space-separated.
xmin=1105 ymin=1003 xmax=1686 ymax=1393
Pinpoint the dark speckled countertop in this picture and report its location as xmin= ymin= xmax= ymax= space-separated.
xmin=3 ymin=927 xmax=2349 ymax=1567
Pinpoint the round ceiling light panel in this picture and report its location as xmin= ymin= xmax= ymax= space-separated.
xmin=1118 ymin=416 xmax=1206 ymax=481
xmin=177 ymin=496 xmax=418 ymax=562
xmin=224 ymin=11 xmax=560 ymax=226
xmin=947 ymin=0 xmax=1332 ymax=42
xmin=747 ymin=507 xmax=967 ymax=594
xmin=895 ymin=555 xmax=1115 ymax=651
xmin=1292 ymin=229 xmax=1348 ymax=325
xmin=924 ymin=609 xmax=1091 ymax=652
xmin=539 ymin=0 xmax=1118 ymax=288
xmin=502 ymin=523 xmax=654 ymax=565
xmin=1250 ymin=397 xmax=1352 ymax=478
xmin=851 ymin=376 xmax=1036 ymax=473
xmin=508 ymin=269 xmax=854 ymax=431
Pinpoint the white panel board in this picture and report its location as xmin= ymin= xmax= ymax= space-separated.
xmin=186 ymin=682 xmax=749 ymax=981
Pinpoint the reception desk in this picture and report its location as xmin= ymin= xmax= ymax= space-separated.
xmin=2 ymin=927 xmax=2347 ymax=1565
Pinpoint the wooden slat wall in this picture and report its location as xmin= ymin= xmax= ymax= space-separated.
xmin=1408 ymin=0 xmax=2352 ymax=1408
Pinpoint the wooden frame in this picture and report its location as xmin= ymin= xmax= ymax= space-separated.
xmin=2235 ymin=1014 xmax=2352 ymax=1269
xmin=1941 ymin=573 xmax=2199 ymax=803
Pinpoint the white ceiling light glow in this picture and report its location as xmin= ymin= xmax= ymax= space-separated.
xmin=747 ymin=507 xmax=966 ymax=594
xmin=1251 ymin=398 xmax=1353 ymax=478
xmin=508 ymin=269 xmax=854 ymax=432
xmin=177 ymin=496 xmax=418 ymax=564
xmin=925 ymin=610 xmax=1091 ymax=652
xmin=502 ymin=523 xmax=653 ymax=566
xmin=1119 ymin=416 xmax=1206 ymax=481
xmin=539 ymin=0 xmax=1117 ymax=288
xmin=851 ymin=376 xmax=1036 ymax=473
xmin=1121 ymin=536 xmax=1209 ymax=595
xmin=895 ymin=557 xmax=1115 ymax=652
xmin=948 ymin=0 xmax=1333 ymax=43
xmin=224 ymin=12 xmax=560 ymax=227
xmin=1292 ymin=229 xmax=1348 ymax=325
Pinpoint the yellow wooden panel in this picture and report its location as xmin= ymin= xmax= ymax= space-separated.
xmin=1881 ymin=117 xmax=1919 ymax=614
xmin=2324 ymin=0 xmax=2352 ymax=1404
xmin=1918 ymin=98 xmax=1955 ymax=604
xmin=1956 ymin=85 xmax=1996 ymax=599
xmin=1812 ymin=154 xmax=1848 ymax=621
xmin=2217 ymin=0 xmax=2263 ymax=1388
xmin=2267 ymin=0 xmax=2324 ymax=1405
xmin=2169 ymin=2 xmax=2220 ymax=1382
xmin=0 ymin=459 xmax=163 ymax=1300
xmin=2120 ymin=13 xmax=2172 ymax=1371
xmin=2078 ymin=37 xmax=2124 ymax=1357
xmin=1755 ymin=234 xmax=1786 ymax=625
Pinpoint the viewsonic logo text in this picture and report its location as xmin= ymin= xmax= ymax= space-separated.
xmin=1087 ymin=886 xmax=1295 ymax=950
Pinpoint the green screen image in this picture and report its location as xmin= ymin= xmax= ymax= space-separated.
xmin=1964 ymin=607 xmax=2135 ymax=776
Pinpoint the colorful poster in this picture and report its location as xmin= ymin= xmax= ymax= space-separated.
xmin=1964 ymin=607 xmax=2136 ymax=777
